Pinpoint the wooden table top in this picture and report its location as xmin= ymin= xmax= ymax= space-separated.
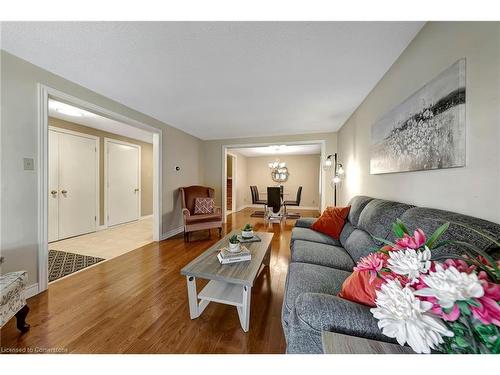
xmin=181 ymin=230 xmax=274 ymax=286
xmin=321 ymin=331 xmax=415 ymax=354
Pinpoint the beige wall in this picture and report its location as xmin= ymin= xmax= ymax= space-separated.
xmin=245 ymin=154 xmax=320 ymax=208
xmin=338 ymin=22 xmax=500 ymax=223
xmin=1 ymin=50 xmax=204 ymax=286
xmin=203 ymin=132 xmax=337 ymax=210
xmin=49 ymin=117 xmax=154 ymax=223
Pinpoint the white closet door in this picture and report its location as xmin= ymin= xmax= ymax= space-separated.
xmin=58 ymin=131 xmax=98 ymax=239
xmin=106 ymin=141 xmax=140 ymax=227
xmin=48 ymin=130 xmax=60 ymax=242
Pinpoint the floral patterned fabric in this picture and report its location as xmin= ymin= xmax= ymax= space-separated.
xmin=0 ymin=271 xmax=28 ymax=328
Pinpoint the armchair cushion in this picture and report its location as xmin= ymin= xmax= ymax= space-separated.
xmin=185 ymin=212 xmax=222 ymax=224
xmin=194 ymin=197 xmax=215 ymax=214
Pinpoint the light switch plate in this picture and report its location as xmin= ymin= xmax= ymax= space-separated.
xmin=23 ymin=158 xmax=34 ymax=171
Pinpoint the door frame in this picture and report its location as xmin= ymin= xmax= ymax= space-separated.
xmin=104 ymin=138 xmax=142 ymax=227
xmin=37 ymin=84 xmax=163 ymax=293
xmin=226 ymin=151 xmax=237 ymax=214
xmin=48 ymin=126 xmax=100 ymax=240
xmin=221 ymin=140 xmax=326 ymax=222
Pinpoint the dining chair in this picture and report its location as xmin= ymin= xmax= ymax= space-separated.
xmin=266 ymin=186 xmax=283 ymax=223
xmin=250 ymin=185 xmax=267 ymax=213
xmin=284 ymin=186 xmax=302 ymax=215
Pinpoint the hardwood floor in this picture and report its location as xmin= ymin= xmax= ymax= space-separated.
xmin=0 ymin=208 xmax=319 ymax=354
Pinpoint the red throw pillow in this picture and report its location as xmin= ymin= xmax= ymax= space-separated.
xmin=194 ymin=197 xmax=215 ymax=214
xmin=310 ymin=206 xmax=350 ymax=240
xmin=338 ymin=270 xmax=383 ymax=307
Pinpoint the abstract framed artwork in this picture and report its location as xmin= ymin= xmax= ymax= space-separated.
xmin=370 ymin=58 xmax=466 ymax=174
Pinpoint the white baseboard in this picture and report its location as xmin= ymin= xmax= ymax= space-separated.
xmin=25 ymin=283 xmax=40 ymax=299
xmin=160 ymin=226 xmax=184 ymax=240
xmin=140 ymin=214 xmax=153 ymax=221
xmin=96 ymin=225 xmax=107 ymax=231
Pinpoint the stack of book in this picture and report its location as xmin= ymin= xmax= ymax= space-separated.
xmin=217 ymin=246 xmax=252 ymax=264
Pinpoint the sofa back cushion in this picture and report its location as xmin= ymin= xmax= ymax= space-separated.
xmin=347 ymin=196 xmax=374 ymax=227
xmin=357 ymin=199 xmax=414 ymax=245
xmin=400 ymin=207 xmax=500 ymax=258
xmin=343 ymin=228 xmax=379 ymax=262
xmin=339 ymin=221 xmax=355 ymax=247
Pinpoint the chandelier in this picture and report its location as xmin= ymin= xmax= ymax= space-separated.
xmin=268 ymin=160 xmax=289 ymax=182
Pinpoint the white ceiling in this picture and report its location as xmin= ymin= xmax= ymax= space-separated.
xmin=1 ymin=22 xmax=424 ymax=140
xmin=49 ymin=99 xmax=154 ymax=143
xmin=231 ymin=144 xmax=321 ymax=157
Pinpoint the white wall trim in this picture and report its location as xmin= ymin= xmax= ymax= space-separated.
xmin=160 ymin=226 xmax=184 ymax=241
xmin=221 ymin=140 xmax=326 ymax=222
xmin=226 ymin=151 xmax=237 ymax=213
xmin=140 ymin=214 xmax=153 ymax=220
xmin=25 ymin=283 xmax=40 ymax=299
xmin=37 ymin=84 xmax=163 ymax=295
xmin=103 ymin=137 xmax=142 ymax=227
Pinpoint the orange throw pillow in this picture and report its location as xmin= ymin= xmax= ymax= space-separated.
xmin=310 ymin=206 xmax=350 ymax=240
xmin=338 ymin=270 xmax=383 ymax=307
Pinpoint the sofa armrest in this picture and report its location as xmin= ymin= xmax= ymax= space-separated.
xmin=292 ymin=293 xmax=391 ymax=343
xmin=294 ymin=217 xmax=317 ymax=228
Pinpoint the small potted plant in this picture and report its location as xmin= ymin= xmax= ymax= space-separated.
xmin=228 ymin=234 xmax=241 ymax=253
xmin=241 ymin=224 xmax=254 ymax=239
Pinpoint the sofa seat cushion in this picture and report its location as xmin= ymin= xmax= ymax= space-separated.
xmin=287 ymin=293 xmax=394 ymax=353
xmin=290 ymin=227 xmax=341 ymax=247
xmin=291 ymin=240 xmax=355 ymax=272
xmin=185 ymin=213 xmax=222 ymax=224
xmin=283 ymin=263 xmax=351 ymax=322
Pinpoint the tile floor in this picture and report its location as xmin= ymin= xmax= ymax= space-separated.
xmin=49 ymin=217 xmax=154 ymax=260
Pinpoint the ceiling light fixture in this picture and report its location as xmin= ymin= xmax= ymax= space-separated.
xmin=56 ymin=107 xmax=84 ymax=117
xmin=50 ymin=101 xmax=85 ymax=117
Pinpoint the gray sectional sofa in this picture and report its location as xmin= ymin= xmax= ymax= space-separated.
xmin=282 ymin=196 xmax=500 ymax=354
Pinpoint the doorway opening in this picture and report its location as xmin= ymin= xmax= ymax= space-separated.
xmin=221 ymin=141 xmax=326 ymax=223
xmin=38 ymin=86 xmax=162 ymax=289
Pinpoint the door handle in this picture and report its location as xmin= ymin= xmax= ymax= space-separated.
xmin=51 ymin=190 xmax=58 ymax=195
xmin=61 ymin=190 xmax=68 ymax=194
xmin=134 ymin=188 xmax=139 ymax=193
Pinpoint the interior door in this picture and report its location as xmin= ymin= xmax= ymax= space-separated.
xmin=58 ymin=131 xmax=98 ymax=239
xmin=48 ymin=130 xmax=60 ymax=242
xmin=107 ymin=141 xmax=140 ymax=226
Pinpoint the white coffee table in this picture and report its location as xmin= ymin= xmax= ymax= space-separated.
xmin=180 ymin=230 xmax=273 ymax=332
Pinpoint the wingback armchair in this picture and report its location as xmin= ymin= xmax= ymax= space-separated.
xmin=179 ymin=186 xmax=222 ymax=241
